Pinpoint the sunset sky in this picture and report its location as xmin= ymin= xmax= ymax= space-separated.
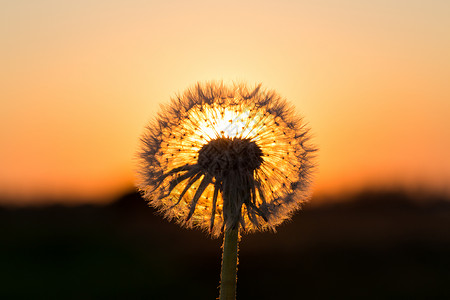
xmin=1 ymin=0 xmax=449 ymax=205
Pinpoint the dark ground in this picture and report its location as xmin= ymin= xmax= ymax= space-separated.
xmin=1 ymin=189 xmax=449 ymax=299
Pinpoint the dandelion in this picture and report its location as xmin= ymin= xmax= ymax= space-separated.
xmin=136 ymin=81 xmax=316 ymax=300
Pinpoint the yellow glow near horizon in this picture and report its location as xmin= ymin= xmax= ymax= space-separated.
xmin=1 ymin=0 xmax=449 ymax=204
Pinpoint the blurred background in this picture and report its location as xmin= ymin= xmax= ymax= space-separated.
xmin=1 ymin=0 xmax=449 ymax=299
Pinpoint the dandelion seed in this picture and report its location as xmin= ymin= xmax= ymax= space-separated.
xmin=137 ymin=81 xmax=315 ymax=236
xmin=136 ymin=81 xmax=316 ymax=299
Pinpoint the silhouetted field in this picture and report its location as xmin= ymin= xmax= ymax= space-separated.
xmin=1 ymin=190 xmax=449 ymax=299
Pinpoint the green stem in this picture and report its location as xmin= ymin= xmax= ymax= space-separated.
xmin=219 ymin=227 xmax=239 ymax=300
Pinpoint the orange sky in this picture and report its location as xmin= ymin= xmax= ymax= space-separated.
xmin=1 ymin=0 xmax=449 ymax=205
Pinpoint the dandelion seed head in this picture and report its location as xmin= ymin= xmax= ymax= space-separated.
xmin=137 ymin=81 xmax=316 ymax=237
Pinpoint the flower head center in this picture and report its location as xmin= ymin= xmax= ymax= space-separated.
xmin=197 ymin=138 xmax=263 ymax=178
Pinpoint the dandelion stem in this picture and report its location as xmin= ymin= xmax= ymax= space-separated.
xmin=219 ymin=227 xmax=239 ymax=300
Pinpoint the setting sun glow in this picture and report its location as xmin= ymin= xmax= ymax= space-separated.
xmin=1 ymin=0 xmax=449 ymax=205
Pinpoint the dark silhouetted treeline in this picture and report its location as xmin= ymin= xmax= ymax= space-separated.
xmin=1 ymin=189 xmax=449 ymax=299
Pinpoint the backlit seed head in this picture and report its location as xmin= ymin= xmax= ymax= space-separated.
xmin=136 ymin=81 xmax=316 ymax=237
